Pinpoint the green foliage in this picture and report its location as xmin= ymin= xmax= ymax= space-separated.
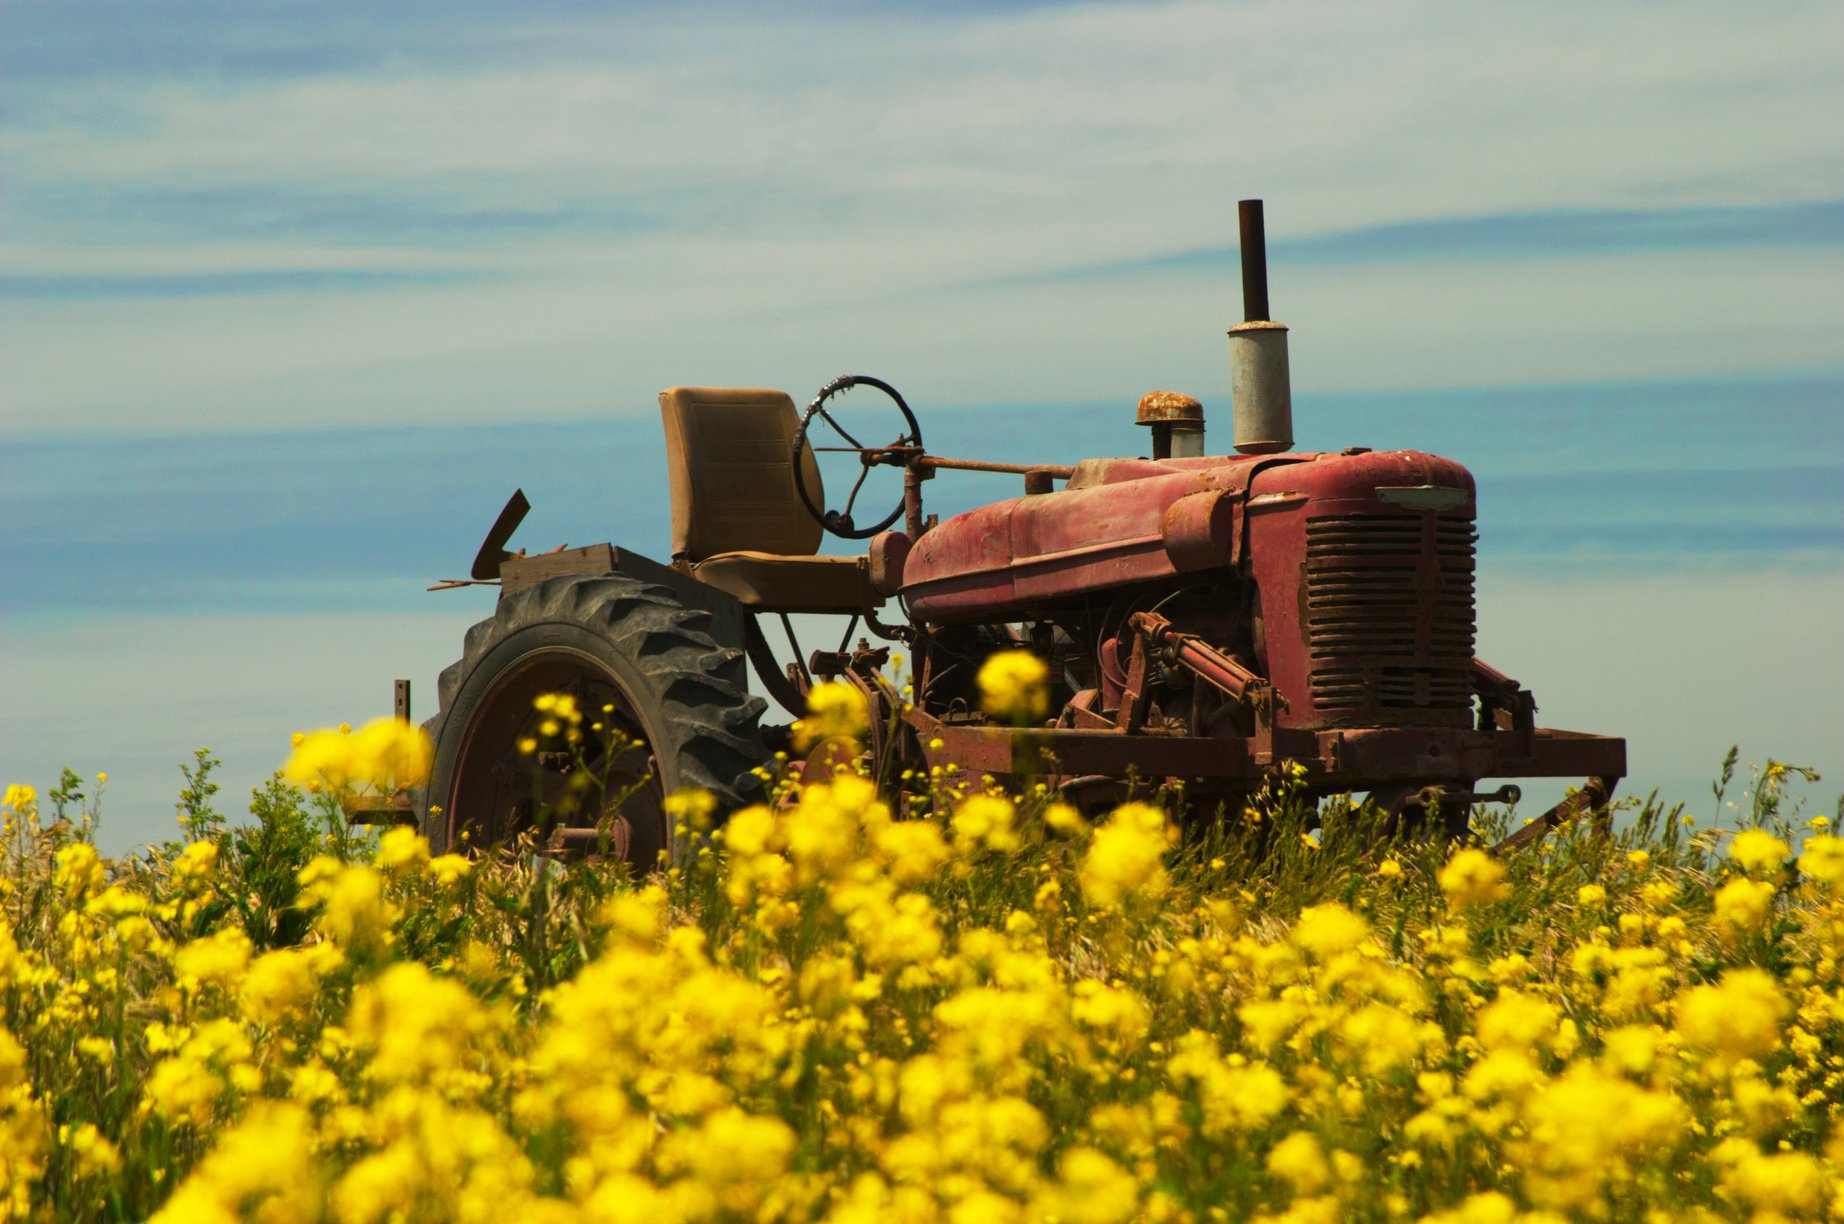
xmin=228 ymin=774 xmax=319 ymax=950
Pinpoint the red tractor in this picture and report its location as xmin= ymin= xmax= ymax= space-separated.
xmin=415 ymin=201 xmax=1624 ymax=864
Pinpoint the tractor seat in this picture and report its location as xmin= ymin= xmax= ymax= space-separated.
xmin=659 ymin=386 xmax=883 ymax=614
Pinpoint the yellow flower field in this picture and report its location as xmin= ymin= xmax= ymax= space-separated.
xmin=0 ymin=717 xmax=1838 ymax=1222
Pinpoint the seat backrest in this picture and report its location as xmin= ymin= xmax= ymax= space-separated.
xmin=659 ymin=386 xmax=825 ymax=562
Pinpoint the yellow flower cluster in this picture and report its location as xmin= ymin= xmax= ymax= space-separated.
xmin=283 ymin=718 xmax=433 ymax=794
xmin=976 ymin=649 xmax=1050 ymax=726
xmin=3 ymin=746 xmax=1843 ymax=1222
xmin=791 ymin=680 xmax=871 ymax=753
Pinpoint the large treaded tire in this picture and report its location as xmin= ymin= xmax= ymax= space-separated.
xmin=419 ymin=574 xmax=768 ymax=861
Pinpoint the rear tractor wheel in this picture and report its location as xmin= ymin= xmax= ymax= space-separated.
xmin=419 ymin=575 xmax=768 ymax=869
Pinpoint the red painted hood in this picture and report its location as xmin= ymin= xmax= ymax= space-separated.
xmin=899 ymin=450 xmax=1474 ymax=623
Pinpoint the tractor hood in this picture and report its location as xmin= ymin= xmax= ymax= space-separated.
xmin=898 ymin=449 xmax=1475 ymax=624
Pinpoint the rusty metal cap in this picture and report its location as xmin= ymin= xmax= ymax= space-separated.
xmin=1136 ymin=390 xmax=1203 ymax=426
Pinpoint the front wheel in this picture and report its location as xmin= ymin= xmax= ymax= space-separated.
xmin=420 ymin=575 xmax=768 ymax=867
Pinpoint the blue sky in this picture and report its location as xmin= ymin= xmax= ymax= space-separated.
xmin=2 ymin=0 xmax=1839 ymax=851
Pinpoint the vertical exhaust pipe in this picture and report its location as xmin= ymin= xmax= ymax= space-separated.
xmin=1230 ymin=199 xmax=1293 ymax=455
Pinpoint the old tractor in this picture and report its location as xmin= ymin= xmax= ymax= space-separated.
xmin=415 ymin=200 xmax=1625 ymax=865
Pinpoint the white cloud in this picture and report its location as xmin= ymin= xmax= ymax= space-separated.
xmin=2 ymin=0 xmax=1840 ymax=433
xmin=4 ymin=243 xmax=1839 ymax=433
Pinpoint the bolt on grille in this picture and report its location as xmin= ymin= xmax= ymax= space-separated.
xmin=1304 ymin=514 xmax=1476 ymax=714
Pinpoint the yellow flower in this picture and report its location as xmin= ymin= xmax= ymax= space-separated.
xmin=53 ymin=843 xmax=106 ymax=902
xmin=347 ymin=717 xmax=434 ymax=790
xmin=1797 ymin=834 xmax=1844 ymax=888
xmin=1039 ymin=1147 xmax=1140 ymax=1224
xmin=1712 ymin=876 xmax=1775 ymax=932
xmin=144 ymin=1055 xmax=224 ymax=1128
xmin=656 ymin=1106 xmax=796 ymax=1215
xmin=872 ymin=820 xmax=950 ymax=885
xmin=2 ymin=784 xmax=36 ymax=813
xmin=1044 ymin=802 xmax=1088 ymax=838
xmin=1439 ymin=848 xmax=1508 ymax=912
xmin=793 ymin=680 xmax=870 ymax=752
xmin=1718 ymin=1145 xmax=1822 ymax=1215
xmin=1421 ymin=1191 xmax=1522 ymax=1224
xmin=62 ymin=1122 xmax=121 ymax=1179
xmin=240 ymin=948 xmax=320 ymax=1027
xmin=149 ymin=1102 xmax=321 ymax=1223
xmin=1513 ymin=1065 xmax=1685 ymax=1207
xmin=284 ymin=726 xmax=355 ymax=790
xmin=173 ymin=838 xmax=218 ymax=883
xmin=1677 ymin=968 xmax=1786 ymax=1060
xmin=375 ymin=826 xmax=431 ymax=875
xmin=427 ymin=854 xmax=473 ymax=887
xmin=174 ymin=928 xmax=252 ymax=992
xmin=346 ymin=961 xmax=492 ymax=1085
xmin=1079 ymin=803 xmax=1172 ymax=909
xmin=1729 ymin=827 xmax=1790 ymax=875
xmin=1266 ymin=1131 xmax=1331 ymax=1193
xmin=300 ymin=860 xmax=397 ymax=952
xmin=977 ymin=649 xmax=1050 ymax=725
xmin=1337 ymin=1002 xmax=1426 ymax=1075
xmin=953 ymin=794 xmax=1021 ymax=856
xmin=1292 ymin=903 xmax=1370 ymax=959
xmin=1475 ymin=989 xmax=1559 ymax=1051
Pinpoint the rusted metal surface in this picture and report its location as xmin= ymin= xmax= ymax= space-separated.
xmin=921 ymin=455 xmax=1077 ymax=479
xmin=1493 ymin=776 xmax=1619 ymax=853
xmin=1160 ymin=488 xmax=1240 ymax=571
xmin=1137 ymin=391 xmax=1205 ymax=461
xmin=901 ymin=695 xmax=1623 ymax=796
xmin=1136 ymin=391 xmax=1204 ymax=425
xmin=1129 ymin=611 xmax=1269 ymax=707
xmin=902 ymin=456 xmax=1263 ymax=621
xmin=1243 ymin=450 xmax=1477 ymax=733
xmin=343 ymin=794 xmax=416 ymax=827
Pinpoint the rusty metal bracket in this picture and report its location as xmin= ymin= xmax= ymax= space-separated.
xmin=1472 ymin=657 xmax=1536 ymax=734
xmin=1493 ymin=775 xmax=1618 ymax=854
xmin=1129 ymin=611 xmax=1277 ymax=711
xmin=1121 ymin=632 xmax=1155 ymax=734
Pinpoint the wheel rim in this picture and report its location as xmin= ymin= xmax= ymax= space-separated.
xmin=444 ymin=646 xmax=668 ymax=868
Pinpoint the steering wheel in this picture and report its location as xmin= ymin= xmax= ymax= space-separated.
xmin=792 ymin=375 xmax=924 ymax=539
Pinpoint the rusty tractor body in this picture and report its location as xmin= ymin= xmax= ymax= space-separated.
xmin=413 ymin=201 xmax=1624 ymax=863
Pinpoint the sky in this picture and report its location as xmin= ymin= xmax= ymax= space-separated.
xmin=2 ymin=0 xmax=1839 ymax=852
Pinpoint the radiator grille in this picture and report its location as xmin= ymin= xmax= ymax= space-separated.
xmin=1304 ymin=514 xmax=1475 ymax=715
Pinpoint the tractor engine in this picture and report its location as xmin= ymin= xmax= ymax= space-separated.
xmin=1247 ymin=448 xmax=1476 ymax=733
xmin=900 ymin=445 xmax=1478 ymax=741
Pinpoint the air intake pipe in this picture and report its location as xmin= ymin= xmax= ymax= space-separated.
xmin=1229 ymin=199 xmax=1293 ymax=455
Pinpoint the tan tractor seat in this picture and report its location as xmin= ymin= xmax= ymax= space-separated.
xmin=659 ymin=386 xmax=884 ymax=614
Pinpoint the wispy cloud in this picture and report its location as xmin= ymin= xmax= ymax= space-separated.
xmin=3 ymin=267 xmax=490 ymax=299
xmin=1000 ymin=201 xmax=1844 ymax=285
xmin=2 ymin=1 xmax=1839 ymax=432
